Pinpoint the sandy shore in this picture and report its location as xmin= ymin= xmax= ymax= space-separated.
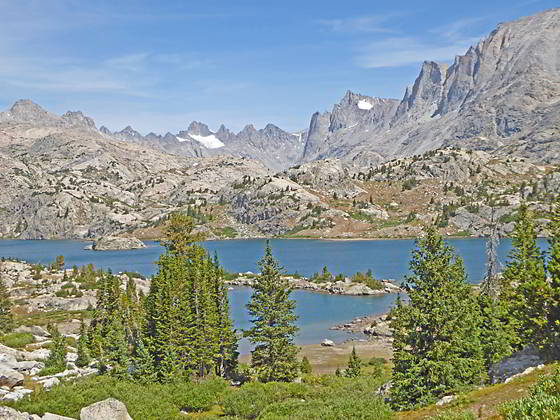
xmin=239 ymin=338 xmax=392 ymax=375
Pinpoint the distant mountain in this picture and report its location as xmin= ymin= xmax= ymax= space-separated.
xmin=1 ymin=8 xmax=559 ymax=174
xmin=109 ymin=119 xmax=304 ymax=171
xmin=300 ymin=8 xmax=560 ymax=166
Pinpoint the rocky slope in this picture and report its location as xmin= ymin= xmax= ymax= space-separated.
xmin=300 ymin=8 xmax=560 ymax=167
xmin=0 ymin=98 xmax=557 ymax=240
xmin=0 ymin=101 xmax=271 ymax=239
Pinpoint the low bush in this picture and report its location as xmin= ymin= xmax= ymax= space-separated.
xmin=499 ymin=367 xmax=560 ymax=419
xmin=9 ymin=375 xmax=229 ymax=420
xmin=0 ymin=332 xmax=34 ymax=348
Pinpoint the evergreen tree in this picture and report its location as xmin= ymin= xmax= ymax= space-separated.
xmin=501 ymin=204 xmax=549 ymax=349
xmin=211 ymin=253 xmax=239 ymax=377
xmin=105 ymin=316 xmax=129 ymax=377
xmin=244 ymin=242 xmax=300 ymax=382
xmin=44 ymin=324 xmax=67 ymax=372
xmin=300 ymin=356 xmax=312 ymax=375
xmin=145 ymin=213 xmax=238 ymax=381
xmin=546 ymin=200 xmax=560 ymax=359
xmin=391 ymin=227 xmax=485 ymax=410
xmin=344 ymin=346 xmax=361 ymax=378
xmin=0 ymin=276 xmax=14 ymax=334
xmin=479 ymin=214 xmax=513 ymax=367
xmin=76 ymin=319 xmax=91 ymax=367
xmin=131 ymin=332 xmax=155 ymax=382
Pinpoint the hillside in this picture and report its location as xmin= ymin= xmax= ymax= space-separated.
xmin=0 ymin=100 xmax=558 ymax=240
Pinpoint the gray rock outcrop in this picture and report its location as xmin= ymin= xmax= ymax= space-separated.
xmin=91 ymin=236 xmax=146 ymax=251
xmin=80 ymin=398 xmax=132 ymax=420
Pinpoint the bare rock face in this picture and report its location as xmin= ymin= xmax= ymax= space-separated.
xmin=91 ymin=236 xmax=146 ymax=251
xmin=489 ymin=346 xmax=545 ymax=384
xmin=300 ymin=8 xmax=560 ymax=167
xmin=0 ymin=365 xmax=24 ymax=388
xmin=80 ymin=398 xmax=132 ymax=420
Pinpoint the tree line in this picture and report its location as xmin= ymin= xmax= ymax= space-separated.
xmin=390 ymin=203 xmax=560 ymax=409
xmin=73 ymin=213 xmax=300 ymax=383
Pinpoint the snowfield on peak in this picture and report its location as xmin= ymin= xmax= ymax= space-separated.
xmin=178 ymin=133 xmax=225 ymax=149
xmin=357 ymin=100 xmax=373 ymax=110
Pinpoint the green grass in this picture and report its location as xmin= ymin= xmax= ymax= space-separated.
xmin=214 ymin=227 xmax=238 ymax=239
xmin=0 ymin=332 xmax=34 ymax=349
xmin=14 ymin=310 xmax=92 ymax=327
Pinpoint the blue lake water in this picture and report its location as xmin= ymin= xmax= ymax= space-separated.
xmin=0 ymin=238 xmax=549 ymax=353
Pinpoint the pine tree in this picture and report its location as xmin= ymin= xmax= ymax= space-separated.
xmin=244 ymin=242 xmax=300 ymax=382
xmin=0 ymin=276 xmax=14 ymax=334
xmin=132 ymin=332 xmax=155 ymax=382
xmin=344 ymin=346 xmax=361 ymax=378
xmin=145 ymin=213 xmax=238 ymax=381
xmin=76 ymin=319 xmax=91 ymax=367
xmin=300 ymin=356 xmax=312 ymax=375
xmin=44 ymin=324 xmax=67 ymax=373
xmin=481 ymin=209 xmax=501 ymax=299
xmin=546 ymin=200 xmax=560 ymax=359
xmin=390 ymin=227 xmax=485 ymax=410
xmin=479 ymin=213 xmax=513 ymax=367
xmin=501 ymin=204 xmax=549 ymax=349
xmin=211 ymin=253 xmax=239 ymax=377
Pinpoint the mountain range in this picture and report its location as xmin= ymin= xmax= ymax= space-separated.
xmin=0 ymin=8 xmax=559 ymax=240
xmin=3 ymin=9 xmax=559 ymax=172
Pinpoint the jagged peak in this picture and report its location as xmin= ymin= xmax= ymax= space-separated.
xmin=61 ymin=110 xmax=97 ymax=129
xmin=99 ymin=126 xmax=112 ymax=135
xmin=1 ymin=99 xmax=61 ymax=124
xmin=239 ymin=124 xmax=257 ymax=135
xmin=187 ymin=121 xmax=212 ymax=136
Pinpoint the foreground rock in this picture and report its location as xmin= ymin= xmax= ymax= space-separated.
xmin=80 ymin=398 xmax=132 ymax=420
xmin=0 ymin=365 xmax=24 ymax=387
xmin=0 ymin=406 xmax=31 ymax=420
xmin=90 ymin=236 xmax=146 ymax=251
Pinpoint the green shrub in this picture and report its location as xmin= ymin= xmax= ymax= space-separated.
xmin=0 ymin=332 xmax=34 ymax=348
xmin=258 ymin=396 xmax=393 ymax=420
xmin=499 ymin=368 xmax=560 ymax=419
xmin=9 ymin=375 xmax=228 ymax=420
xmin=221 ymin=382 xmax=309 ymax=419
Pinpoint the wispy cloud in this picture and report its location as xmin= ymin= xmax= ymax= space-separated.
xmin=357 ymin=36 xmax=481 ymax=68
xmin=317 ymin=14 xmax=399 ymax=33
xmin=0 ymin=52 xmax=209 ymax=97
xmin=355 ymin=15 xmax=487 ymax=68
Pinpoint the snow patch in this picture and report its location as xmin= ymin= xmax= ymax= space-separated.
xmin=177 ymin=134 xmax=225 ymax=149
xmin=357 ymin=100 xmax=373 ymax=110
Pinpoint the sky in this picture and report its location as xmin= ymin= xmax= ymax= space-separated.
xmin=0 ymin=0 xmax=557 ymax=134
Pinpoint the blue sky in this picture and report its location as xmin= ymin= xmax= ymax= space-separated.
xmin=0 ymin=0 xmax=557 ymax=134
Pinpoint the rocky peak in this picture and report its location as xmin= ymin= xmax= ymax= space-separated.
xmin=237 ymin=124 xmax=257 ymax=138
xmin=262 ymin=123 xmax=284 ymax=136
xmin=99 ymin=126 xmax=112 ymax=135
xmin=215 ymin=124 xmax=236 ymax=143
xmin=0 ymin=99 xmax=61 ymax=125
xmin=395 ymin=61 xmax=448 ymax=120
xmin=114 ymin=125 xmax=144 ymax=142
xmin=61 ymin=110 xmax=97 ymax=130
xmin=187 ymin=121 xmax=212 ymax=136
xmin=330 ymin=91 xmax=398 ymax=132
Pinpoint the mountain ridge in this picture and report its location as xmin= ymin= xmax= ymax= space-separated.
xmin=1 ymin=8 xmax=559 ymax=173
